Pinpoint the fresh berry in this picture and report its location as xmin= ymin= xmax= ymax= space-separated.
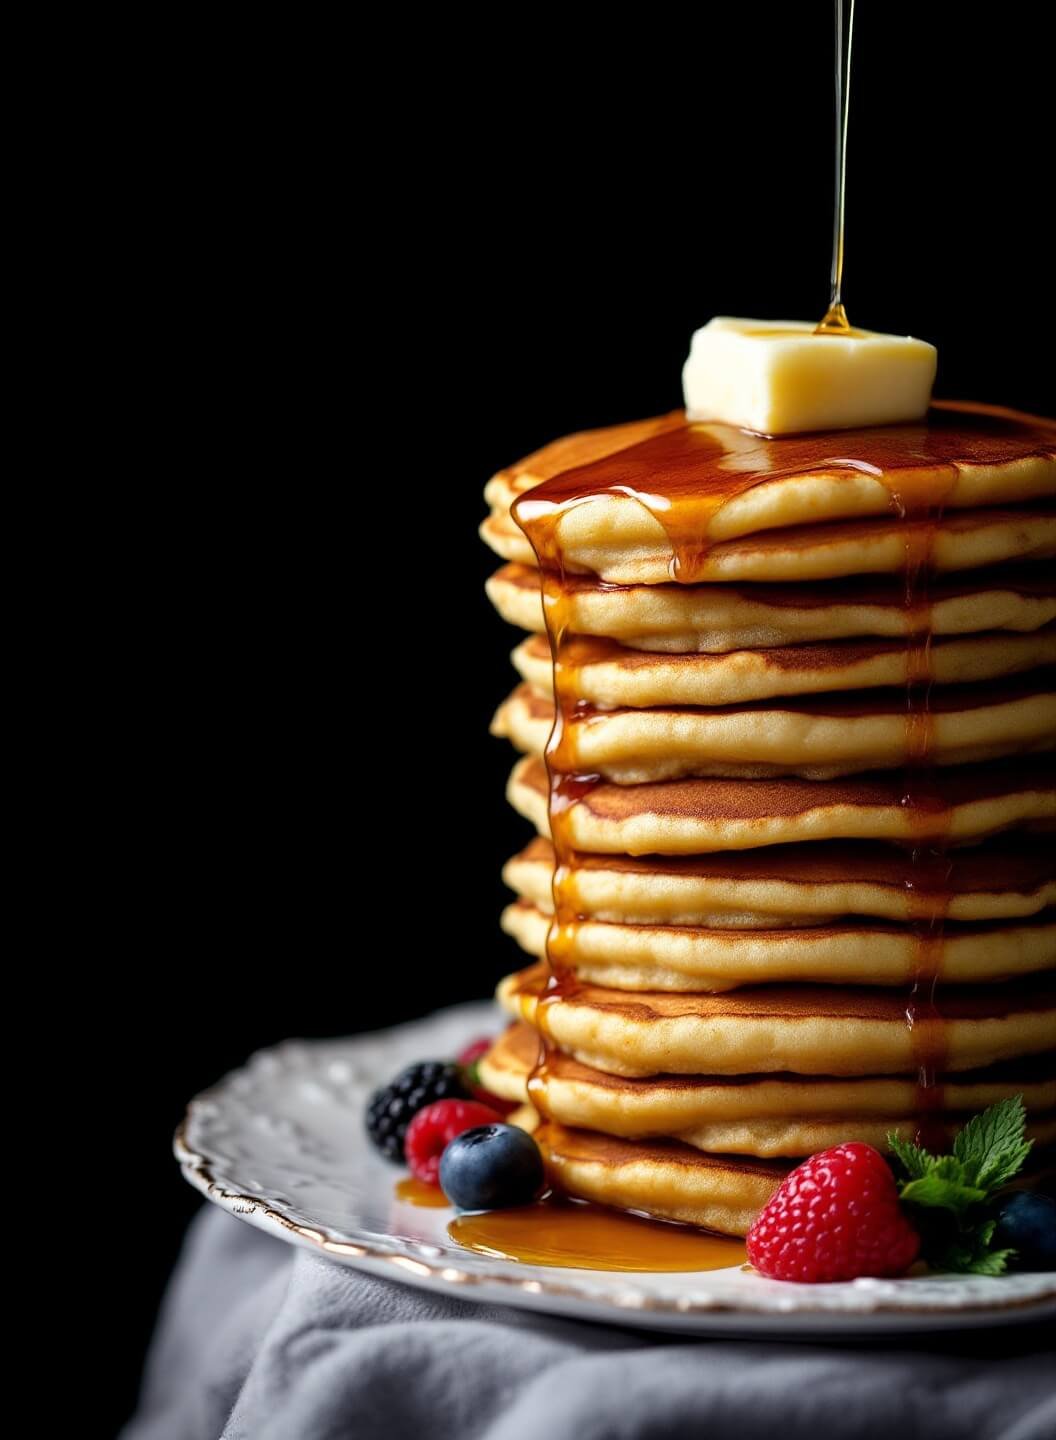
xmin=365 ymin=1061 xmax=466 ymax=1163
xmin=405 ymin=1099 xmax=502 ymax=1185
xmin=457 ymin=1037 xmax=494 ymax=1069
xmin=993 ymin=1192 xmax=1056 ymax=1271
xmin=747 ymin=1142 xmax=920 ymax=1283
xmin=456 ymin=1035 xmax=519 ymax=1115
xmin=439 ymin=1123 xmax=545 ymax=1210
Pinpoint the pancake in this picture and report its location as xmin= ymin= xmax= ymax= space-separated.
xmin=483 ymin=501 xmax=1056 ymax=586
xmin=506 ymin=753 xmax=1056 ymax=852
xmin=502 ymin=835 xmax=1056 ymax=924
xmin=486 ymin=562 xmax=1056 ymax=651
xmin=511 ymin=629 xmax=1056 ymax=708
xmin=497 ymin=963 xmax=1056 ymax=1076
xmin=537 ymin=1121 xmax=787 ymax=1237
xmin=487 ymin=1023 xmax=1056 ymax=1127
xmin=500 ymin=898 xmax=1056 ymax=989
xmin=485 ymin=1024 xmax=1056 ymax=1158
xmin=486 ymin=412 xmax=687 ymax=509
xmin=492 ymin=675 xmax=1056 ymax=781
xmin=488 ymin=405 xmax=1056 ymax=538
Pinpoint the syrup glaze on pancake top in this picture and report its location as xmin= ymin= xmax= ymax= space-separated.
xmin=476 ymin=398 xmax=1056 ymax=1234
xmin=490 ymin=403 xmax=1056 ymax=583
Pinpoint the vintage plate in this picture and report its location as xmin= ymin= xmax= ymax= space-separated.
xmin=176 ymin=1002 xmax=1056 ymax=1336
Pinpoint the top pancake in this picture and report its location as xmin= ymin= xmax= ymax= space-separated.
xmin=484 ymin=403 xmax=1056 ymax=585
xmin=488 ymin=405 xmax=1056 ymax=540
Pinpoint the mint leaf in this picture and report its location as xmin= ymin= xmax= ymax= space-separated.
xmin=887 ymin=1097 xmax=1033 ymax=1277
xmin=953 ymin=1095 xmax=1033 ymax=1190
xmin=898 ymin=1170 xmax=986 ymax=1215
xmin=934 ymin=1239 xmax=1015 ymax=1277
xmin=927 ymin=1220 xmax=1016 ymax=1276
xmin=887 ymin=1132 xmax=935 ymax=1181
xmin=963 ymin=1249 xmax=1015 ymax=1277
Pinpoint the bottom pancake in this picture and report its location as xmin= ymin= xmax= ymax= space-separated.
xmin=528 ymin=1118 xmax=787 ymax=1236
xmin=513 ymin=1116 xmax=1055 ymax=1235
xmin=483 ymin=1023 xmax=1056 ymax=1158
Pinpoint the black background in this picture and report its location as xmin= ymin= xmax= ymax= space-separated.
xmin=103 ymin=7 xmax=1053 ymax=1434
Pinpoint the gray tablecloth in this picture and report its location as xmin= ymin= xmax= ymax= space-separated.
xmin=124 ymin=1206 xmax=1055 ymax=1440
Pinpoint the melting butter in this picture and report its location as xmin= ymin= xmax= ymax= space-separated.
xmin=682 ymin=317 xmax=936 ymax=436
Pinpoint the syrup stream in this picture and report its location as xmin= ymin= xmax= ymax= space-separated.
xmin=816 ymin=0 xmax=855 ymax=334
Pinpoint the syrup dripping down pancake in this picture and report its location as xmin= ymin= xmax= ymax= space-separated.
xmin=503 ymin=835 xmax=1056 ymax=924
xmin=506 ymin=753 xmax=1056 ymax=853
xmin=484 ymin=501 xmax=1056 ymax=586
xmin=534 ymin=1120 xmax=788 ymax=1238
xmin=497 ymin=963 xmax=1056 ymax=1077
xmin=499 ymin=898 xmax=1056 ymax=989
xmin=486 ymin=404 xmax=1056 ymax=547
xmin=486 ymin=561 xmax=1056 ymax=651
xmin=484 ymin=1024 xmax=1056 ymax=1159
xmin=511 ymin=628 xmax=1056 ymax=708
xmin=492 ymin=673 xmax=1056 ymax=781
xmin=527 ymin=1119 xmax=1056 ymax=1235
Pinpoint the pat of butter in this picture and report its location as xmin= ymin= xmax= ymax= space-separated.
xmin=682 ymin=317 xmax=937 ymax=435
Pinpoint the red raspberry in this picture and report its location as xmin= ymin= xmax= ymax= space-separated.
xmin=456 ymin=1038 xmax=493 ymax=1069
xmin=457 ymin=1036 xmax=518 ymax=1115
xmin=746 ymin=1142 xmax=920 ymax=1283
xmin=404 ymin=1099 xmax=502 ymax=1185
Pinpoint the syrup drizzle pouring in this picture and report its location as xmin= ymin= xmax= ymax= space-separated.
xmin=816 ymin=0 xmax=855 ymax=335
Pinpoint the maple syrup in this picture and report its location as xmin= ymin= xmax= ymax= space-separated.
xmin=486 ymin=0 xmax=1053 ymax=1236
xmin=816 ymin=0 xmax=855 ymax=335
xmin=394 ymin=1177 xmax=451 ymax=1208
xmin=512 ymin=406 xmax=1054 ymax=586
xmin=449 ymin=1199 xmax=746 ymax=1272
xmin=510 ymin=406 xmax=1056 ymax=1168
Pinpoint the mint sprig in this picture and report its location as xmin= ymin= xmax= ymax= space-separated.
xmin=887 ymin=1096 xmax=1032 ymax=1276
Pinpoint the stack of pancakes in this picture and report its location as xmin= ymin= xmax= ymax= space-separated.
xmin=479 ymin=404 xmax=1056 ymax=1236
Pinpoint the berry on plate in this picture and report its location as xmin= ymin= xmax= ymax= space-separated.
xmin=365 ymin=1061 xmax=466 ymax=1163
xmin=439 ymin=1123 xmax=545 ymax=1210
xmin=747 ymin=1142 xmax=920 ymax=1283
xmin=457 ymin=1035 xmax=518 ymax=1115
xmin=456 ymin=1038 xmax=494 ymax=1070
xmin=404 ymin=1099 xmax=502 ymax=1185
xmin=993 ymin=1192 xmax=1056 ymax=1271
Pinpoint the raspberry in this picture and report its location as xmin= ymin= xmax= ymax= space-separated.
xmin=457 ymin=1035 xmax=519 ymax=1115
xmin=746 ymin=1142 xmax=920 ymax=1283
xmin=405 ymin=1099 xmax=503 ymax=1185
xmin=456 ymin=1037 xmax=493 ymax=1069
xmin=365 ymin=1061 xmax=466 ymax=1163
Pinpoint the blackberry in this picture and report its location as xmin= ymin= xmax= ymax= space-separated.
xmin=365 ymin=1061 xmax=466 ymax=1162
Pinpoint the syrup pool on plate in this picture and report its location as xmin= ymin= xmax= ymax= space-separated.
xmin=448 ymin=1199 xmax=747 ymax=1272
xmin=394 ymin=1177 xmax=451 ymax=1208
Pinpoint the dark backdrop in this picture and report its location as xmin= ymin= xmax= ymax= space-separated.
xmin=103 ymin=7 xmax=1053 ymax=1433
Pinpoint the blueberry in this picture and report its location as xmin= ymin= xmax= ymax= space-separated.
xmin=439 ymin=1124 xmax=544 ymax=1210
xmin=993 ymin=1192 xmax=1056 ymax=1270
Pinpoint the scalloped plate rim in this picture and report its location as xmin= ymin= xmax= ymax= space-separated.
xmin=175 ymin=1004 xmax=1056 ymax=1337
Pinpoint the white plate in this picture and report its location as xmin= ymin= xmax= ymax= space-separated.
xmin=177 ymin=1002 xmax=1056 ymax=1337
